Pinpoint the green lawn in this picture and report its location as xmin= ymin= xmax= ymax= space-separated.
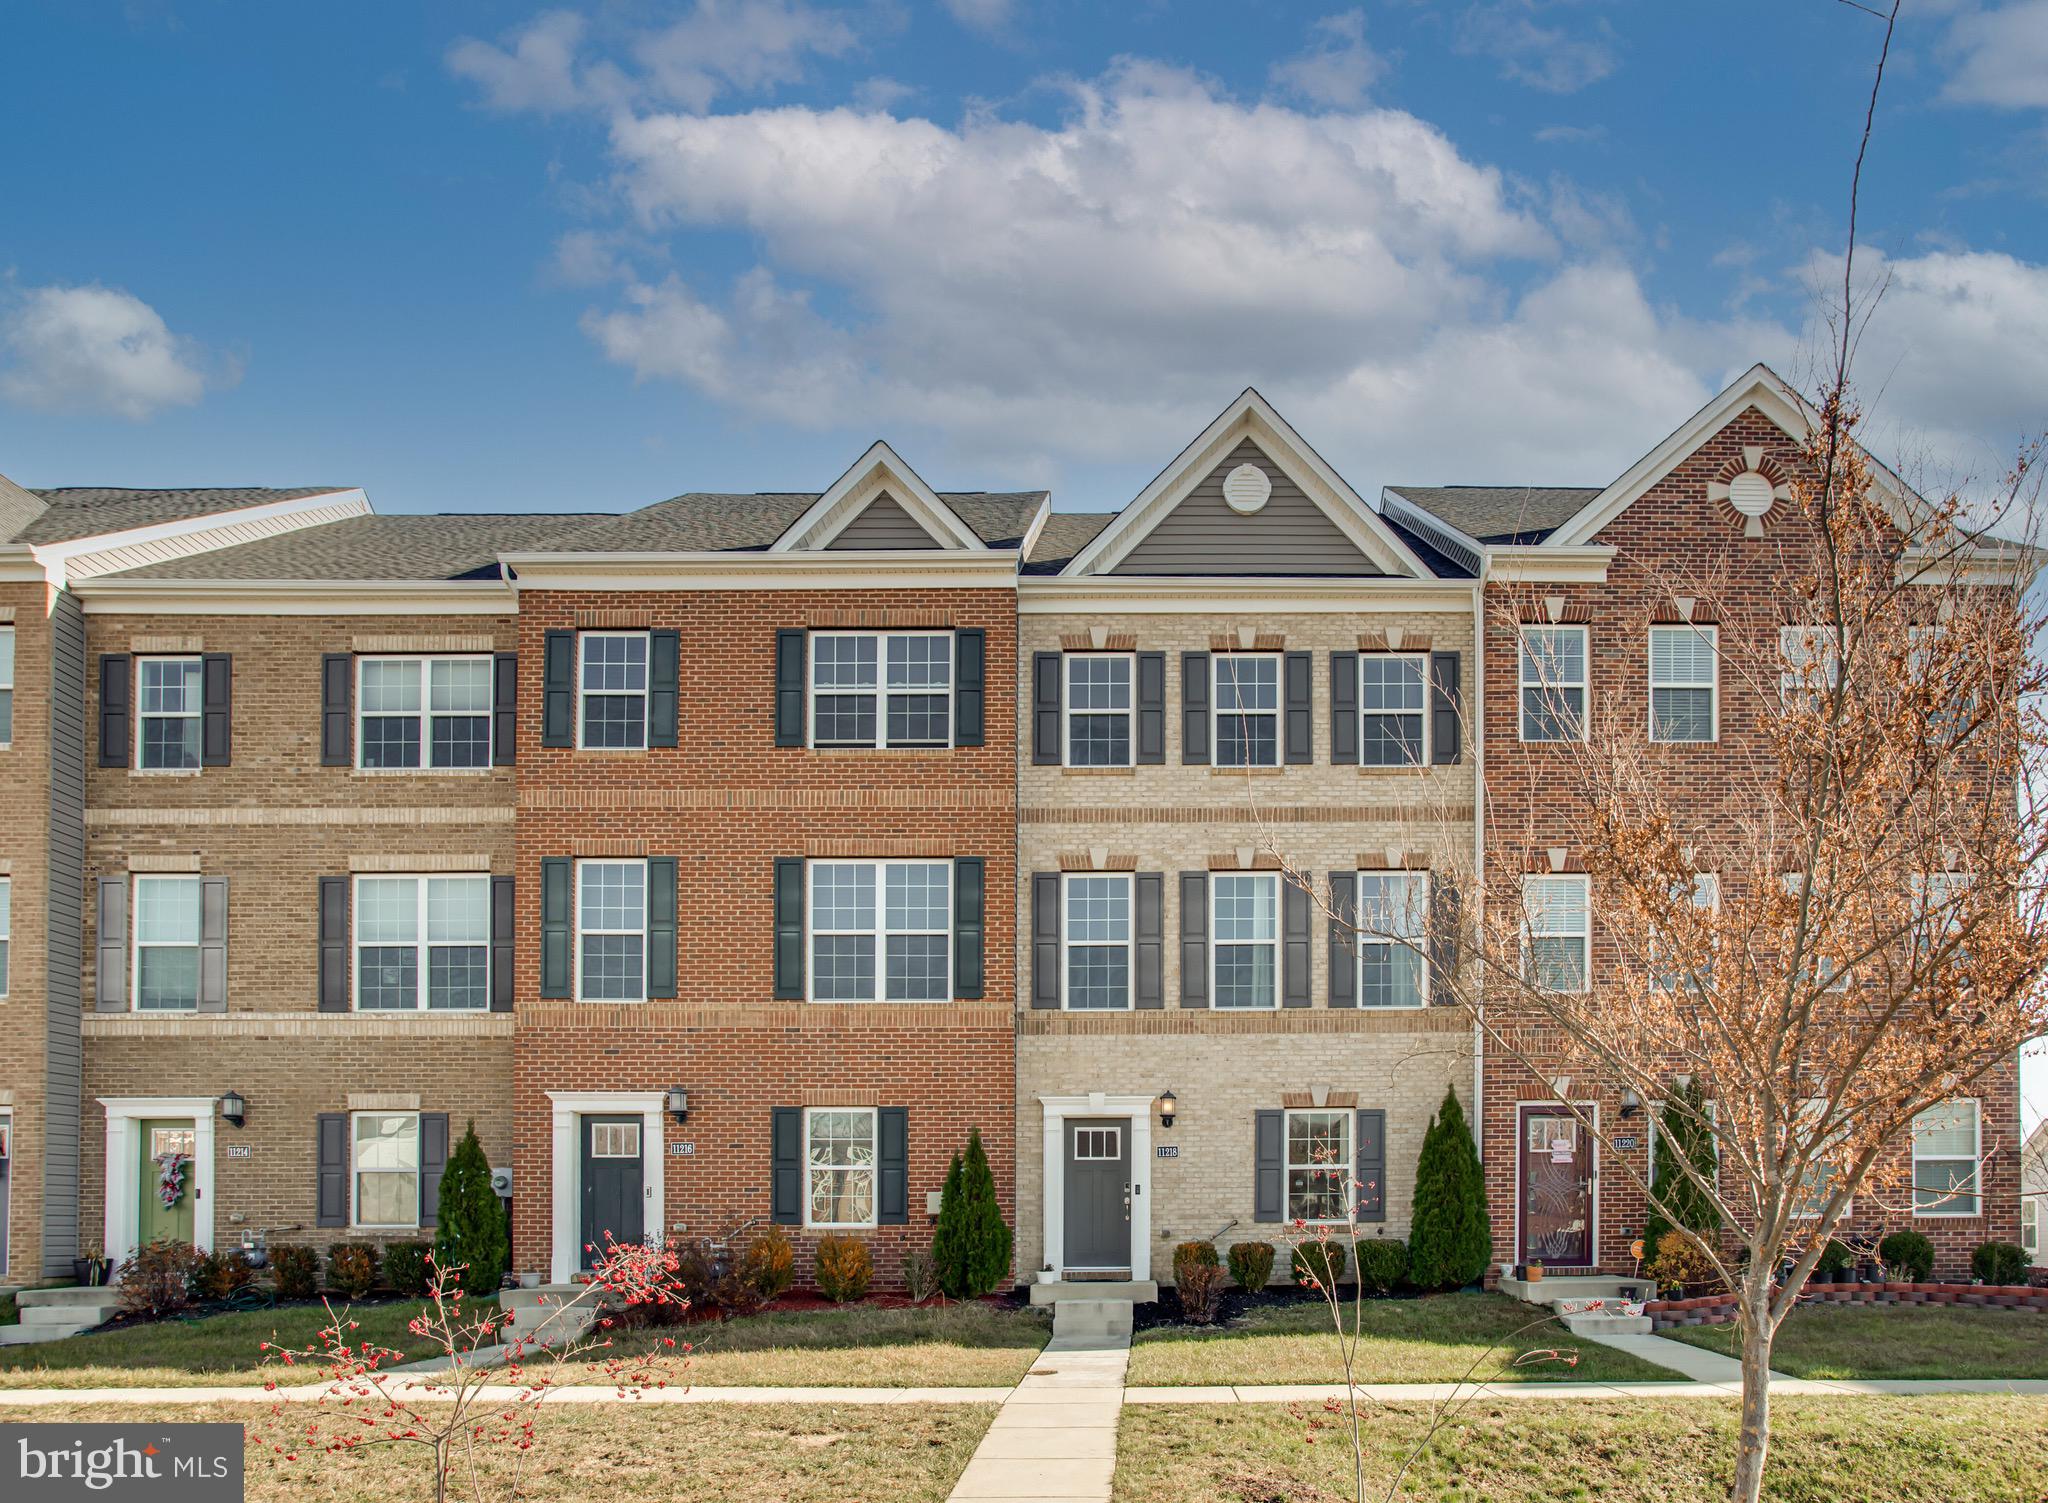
xmin=1665 ymin=1304 xmax=2048 ymax=1381
xmin=1115 ymin=1396 xmax=2048 ymax=1502
xmin=1126 ymin=1292 xmax=1682 ymax=1386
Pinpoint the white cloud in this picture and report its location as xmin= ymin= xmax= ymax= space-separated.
xmin=1270 ymin=10 xmax=1387 ymax=109
xmin=1941 ymin=1 xmax=2048 ymax=109
xmin=1454 ymin=1 xmax=1619 ymax=95
xmin=0 ymin=283 xmax=223 ymax=420
xmin=942 ymin=0 xmax=1013 ymax=33
xmin=447 ymin=9 xmax=596 ymax=114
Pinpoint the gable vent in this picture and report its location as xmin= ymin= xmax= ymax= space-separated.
xmin=1222 ymin=463 xmax=1272 ymax=515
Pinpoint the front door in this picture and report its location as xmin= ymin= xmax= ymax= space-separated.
xmin=138 ymin=1119 xmax=197 ymax=1248
xmin=580 ymin=1116 xmax=645 ymax=1268
xmin=1518 ymin=1105 xmax=1593 ymax=1267
xmin=1062 ymin=1118 xmax=1131 ymax=1274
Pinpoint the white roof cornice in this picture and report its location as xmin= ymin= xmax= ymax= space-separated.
xmin=499 ymin=549 xmax=1017 ymax=592
xmin=772 ymin=440 xmax=987 ymax=552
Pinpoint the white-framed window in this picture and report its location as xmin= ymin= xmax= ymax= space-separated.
xmin=805 ymin=1106 xmax=877 ymax=1228
xmin=1360 ymin=654 xmax=1427 ymax=767
xmin=1790 ymin=1098 xmax=1849 ymax=1218
xmin=1520 ymin=626 xmax=1587 ymax=742
xmin=1063 ymin=873 xmax=1131 ymax=1010
xmin=1911 ymin=1099 xmax=1981 ymax=1217
xmin=1781 ymin=873 xmax=1848 ymax=991
xmin=0 ymin=875 xmax=10 ymax=996
xmin=578 ymin=632 xmax=649 ymax=750
xmin=809 ymin=860 xmax=951 ymax=1003
xmin=352 ymin=1111 xmax=420 ymax=1229
xmin=354 ymin=875 xmax=491 ymax=1011
xmin=811 ymin=632 xmax=952 ymax=749
xmin=1912 ymin=870 xmax=1971 ymax=953
xmin=1778 ymin=625 xmax=1841 ymax=705
xmin=1522 ymin=874 xmax=1589 ymax=992
xmin=0 ymin=625 xmax=16 ymax=742
xmin=1285 ymin=1109 xmax=1352 ymax=1223
xmin=1065 ymin=654 xmax=1133 ymax=767
xmin=1073 ymin=1126 xmax=1122 ymax=1159
xmin=1649 ymin=625 xmax=1717 ymax=743
xmin=359 ymin=655 xmax=492 ymax=768
xmin=1650 ymin=873 xmax=1719 ymax=991
xmin=2023 ymin=1195 xmax=2040 ymax=1255
xmin=576 ymin=859 xmax=646 ymax=1002
xmin=133 ymin=874 xmax=202 ymax=1012
xmin=1213 ymin=653 xmax=1280 ymax=767
xmin=1213 ymin=872 xmax=1279 ymax=1009
xmin=1357 ymin=871 xmax=1428 ymax=1008
xmin=137 ymin=655 xmax=203 ymax=770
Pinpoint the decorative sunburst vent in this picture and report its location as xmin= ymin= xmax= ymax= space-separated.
xmin=1706 ymin=446 xmax=1793 ymax=538
xmin=1222 ymin=462 xmax=1272 ymax=515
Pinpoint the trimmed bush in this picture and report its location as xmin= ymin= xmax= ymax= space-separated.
xmin=901 ymin=1246 xmax=940 ymax=1302
xmin=1814 ymin=1239 xmax=1853 ymax=1278
xmin=1172 ymin=1240 xmax=1219 ymax=1284
xmin=382 ymin=1241 xmax=433 ymax=1296
xmin=326 ymin=1242 xmax=380 ymax=1299
xmin=1646 ymin=1229 xmax=1719 ymax=1296
xmin=1878 ymin=1230 xmax=1935 ymax=1283
xmin=1227 ymin=1240 xmax=1276 ymax=1293
xmin=119 ymin=1238 xmax=205 ymax=1317
xmin=270 ymin=1245 xmax=320 ymax=1300
xmin=1291 ymin=1240 xmax=1348 ymax=1291
xmin=1407 ymin=1089 xmax=1493 ymax=1291
xmin=814 ymin=1236 xmax=873 ymax=1303
xmin=433 ymin=1121 xmax=509 ymax=1296
xmin=670 ymin=1240 xmax=723 ymax=1310
xmin=1972 ymin=1241 xmax=2029 ymax=1285
xmin=1643 ymin=1078 xmax=1722 ymax=1257
xmin=1177 ymin=1261 xmax=1227 ymax=1325
xmin=195 ymin=1248 xmax=256 ymax=1301
xmin=1354 ymin=1237 xmax=1409 ymax=1295
xmin=934 ymin=1127 xmax=1013 ymax=1298
xmin=739 ymin=1227 xmax=796 ymax=1302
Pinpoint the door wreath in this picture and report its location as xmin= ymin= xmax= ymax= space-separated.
xmin=154 ymin=1150 xmax=191 ymax=1208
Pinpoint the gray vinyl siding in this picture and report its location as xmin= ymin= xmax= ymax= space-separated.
xmin=827 ymin=492 xmax=942 ymax=550
xmin=41 ymin=589 xmax=85 ymax=1275
xmin=1112 ymin=439 xmax=1386 ymax=577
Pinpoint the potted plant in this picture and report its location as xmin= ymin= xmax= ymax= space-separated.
xmin=1814 ymin=1239 xmax=1852 ymax=1285
xmin=1036 ymin=1263 xmax=1059 ymax=1285
xmin=1524 ymin=1258 xmax=1545 ymax=1284
xmin=72 ymin=1242 xmax=110 ymax=1287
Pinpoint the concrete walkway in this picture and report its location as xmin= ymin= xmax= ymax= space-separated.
xmin=1571 ymin=1328 xmax=1791 ymax=1385
xmin=943 ymin=1330 xmax=1130 ymax=1503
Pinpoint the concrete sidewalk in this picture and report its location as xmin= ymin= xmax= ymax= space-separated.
xmin=944 ymin=1330 xmax=1130 ymax=1503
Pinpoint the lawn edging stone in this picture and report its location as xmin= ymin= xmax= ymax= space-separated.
xmin=1646 ymin=1281 xmax=2048 ymax=1329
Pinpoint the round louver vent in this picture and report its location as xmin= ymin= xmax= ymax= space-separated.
xmin=1727 ymin=470 xmax=1774 ymax=518
xmin=1222 ymin=463 xmax=1271 ymax=515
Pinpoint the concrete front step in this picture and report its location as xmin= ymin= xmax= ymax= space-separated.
xmin=1561 ymin=1310 xmax=1654 ymax=1336
xmin=18 ymin=1286 xmax=124 ymax=1310
xmin=1052 ymin=1299 xmax=1134 ymax=1340
xmin=1497 ymin=1274 xmax=1650 ymax=1305
xmin=498 ymin=1284 xmax=608 ymax=1345
xmin=1028 ymin=1280 xmax=1157 ymax=1307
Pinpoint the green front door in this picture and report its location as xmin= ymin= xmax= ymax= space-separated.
xmin=138 ymin=1119 xmax=197 ymax=1247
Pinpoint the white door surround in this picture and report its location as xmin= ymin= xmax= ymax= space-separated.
xmin=1037 ymin=1093 xmax=1155 ymax=1282
xmin=1512 ymin=1099 xmax=1601 ymax=1271
xmin=546 ymin=1091 xmax=666 ymax=1284
xmin=101 ymin=1096 xmax=217 ymax=1262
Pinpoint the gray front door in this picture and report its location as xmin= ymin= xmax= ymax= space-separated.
xmin=1063 ymin=1118 xmax=1131 ymax=1272
xmin=580 ymin=1116 xmax=645 ymax=1268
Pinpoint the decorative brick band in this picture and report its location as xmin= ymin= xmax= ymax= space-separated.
xmin=127 ymin=853 xmax=202 ymax=872
xmin=347 ymin=1092 xmax=422 ymax=1111
xmin=1024 ymin=806 xmax=1465 ymax=826
xmin=82 ymin=1013 xmax=515 ymax=1039
xmin=1279 ymin=1090 xmax=1360 ymax=1108
xmin=1057 ymin=852 xmax=1138 ymax=871
xmin=575 ymin=610 xmax=652 ymax=628
xmin=1059 ymin=633 xmax=1138 ymax=651
xmin=809 ymin=1089 xmax=881 ymax=1107
xmin=350 ymin=852 xmax=496 ymax=873
xmin=808 ymin=608 xmax=953 ymax=628
xmin=88 ymin=806 xmax=515 ymax=828
xmin=575 ymin=837 xmax=649 ymax=857
xmin=1358 ymin=631 xmax=1434 ymax=652
xmin=1207 ymin=851 xmax=1282 ymax=870
xmin=1017 ymin=1008 xmax=1468 ymax=1037
xmin=518 ymin=1002 xmax=1012 ymax=1031
xmin=352 ymin=634 xmax=498 ymax=652
xmin=523 ymin=788 xmax=1012 ymax=810
xmin=1210 ymin=631 xmax=1288 ymax=651
xmin=130 ymin=634 xmax=204 ymax=652
xmin=807 ymin=837 xmax=955 ymax=857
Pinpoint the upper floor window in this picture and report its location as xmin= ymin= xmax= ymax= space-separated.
xmin=1286 ymin=1109 xmax=1351 ymax=1223
xmin=809 ymin=859 xmax=951 ymax=1002
xmin=360 ymin=656 xmax=491 ymax=768
xmin=1214 ymin=654 xmax=1280 ymax=767
xmin=1520 ymin=627 xmax=1586 ymax=742
xmin=353 ymin=1111 xmax=420 ymax=1229
xmin=134 ymin=874 xmax=202 ymax=1011
xmin=576 ymin=859 xmax=647 ymax=1002
xmin=1649 ymin=625 xmax=1717 ymax=743
xmin=0 ymin=626 xmax=14 ymax=742
xmin=811 ymin=632 xmax=952 ymax=749
xmin=1361 ymin=655 xmax=1427 ymax=767
xmin=1063 ymin=873 xmax=1131 ymax=1010
xmin=1791 ymin=1097 xmax=1849 ymax=1217
xmin=355 ymin=875 xmax=490 ymax=1011
xmin=1522 ymin=874 xmax=1589 ymax=992
xmin=1911 ymin=1100 xmax=1980 ymax=1217
xmin=1778 ymin=625 xmax=1841 ymax=706
xmin=1650 ymin=873 xmax=1719 ymax=991
xmin=579 ymin=633 xmax=649 ymax=750
xmin=1213 ymin=871 xmax=1279 ymax=1008
xmin=0 ymin=875 xmax=10 ymax=996
xmin=1065 ymin=654 xmax=1133 ymax=767
xmin=138 ymin=656 xmax=203 ymax=770
xmin=1357 ymin=871 xmax=1428 ymax=1008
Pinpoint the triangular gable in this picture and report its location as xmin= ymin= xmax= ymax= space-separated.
xmin=825 ymin=492 xmax=943 ymax=550
xmin=774 ymin=441 xmax=986 ymax=552
xmin=1064 ymin=389 xmax=1429 ymax=579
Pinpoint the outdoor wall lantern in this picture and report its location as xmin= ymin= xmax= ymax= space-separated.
xmin=1155 ymin=1089 xmax=1178 ymax=1128
xmin=1619 ymin=1088 xmax=1643 ymax=1119
xmin=217 ymin=1090 xmax=246 ymax=1128
xmin=665 ymin=1086 xmax=691 ymax=1124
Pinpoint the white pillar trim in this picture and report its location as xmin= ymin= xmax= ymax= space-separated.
xmin=1035 ymin=1093 xmax=1157 ymax=1283
xmin=544 ymin=1091 xmax=666 ymax=1284
xmin=98 ymin=1096 xmax=218 ymax=1263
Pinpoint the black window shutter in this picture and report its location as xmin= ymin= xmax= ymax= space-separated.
xmin=540 ymin=857 xmax=572 ymax=998
xmin=1282 ymin=878 xmax=1311 ymax=1008
xmin=1135 ymin=653 xmax=1166 ymax=764
xmin=1181 ymin=653 xmax=1210 ymax=765
xmin=493 ymin=652 xmax=518 ymax=766
xmin=1428 ymin=874 xmax=1460 ymax=994
xmin=1032 ymin=652 xmax=1062 ymax=765
xmin=770 ymin=1107 xmax=802 ymax=1225
xmin=877 ymin=1107 xmax=909 ymax=1225
xmin=774 ymin=630 xmax=806 ymax=747
xmin=419 ymin=1113 xmax=450 ymax=1226
xmin=1253 ymin=1109 xmax=1284 ymax=1222
xmin=1330 ymin=651 xmax=1359 ymax=765
xmin=319 ymin=876 xmax=349 ymax=1012
xmin=1356 ymin=1109 xmax=1387 ymax=1222
xmin=316 ymin=1113 xmax=348 ymax=1228
xmin=320 ymin=654 xmax=352 ymax=766
xmin=490 ymin=876 xmax=514 ymax=1012
xmin=1030 ymin=872 xmax=1061 ymax=1009
xmin=953 ymin=629 xmax=985 ymax=747
xmin=1179 ymin=871 xmax=1209 ymax=1007
xmin=201 ymin=653 xmax=232 ymax=765
xmin=647 ymin=630 xmax=680 ymax=749
xmin=1134 ymin=872 xmax=1164 ymax=1009
xmin=1284 ymin=651 xmax=1313 ymax=765
xmin=98 ymin=654 xmax=131 ymax=768
xmin=953 ymin=857 xmax=984 ymax=998
xmin=95 ymin=877 xmax=127 ymax=1012
xmin=542 ymin=631 xmax=575 ymax=748
xmin=773 ymin=858 xmax=804 ymax=1000
xmin=1328 ymin=872 xmax=1357 ymax=1008
xmin=198 ymin=878 xmax=228 ymax=1014
xmin=1430 ymin=651 xmax=1462 ymax=765
xmin=646 ymin=857 xmax=677 ymax=998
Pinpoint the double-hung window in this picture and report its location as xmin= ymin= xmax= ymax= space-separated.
xmin=1357 ymin=871 xmax=1428 ymax=1008
xmin=1649 ymin=625 xmax=1717 ymax=742
xmin=1778 ymin=625 xmax=1840 ymax=707
xmin=0 ymin=876 xmax=10 ymax=996
xmin=576 ymin=860 xmax=646 ymax=1002
xmin=1650 ymin=873 xmax=1719 ymax=991
xmin=1065 ymin=655 xmax=1133 ymax=767
xmin=2023 ymin=1196 xmax=2040 ymax=1256
xmin=354 ymin=875 xmax=490 ymax=1011
xmin=138 ymin=656 xmax=203 ymax=770
xmin=1063 ymin=873 xmax=1131 ymax=1010
xmin=1781 ymin=873 xmax=1848 ymax=991
xmin=810 ymin=860 xmax=951 ymax=1002
xmin=1213 ymin=872 xmax=1278 ymax=1008
xmin=359 ymin=656 xmax=492 ymax=768
xmin=1360 ymin=655 xmax=1427 ymax=766
xmin=578 ymin=633 xmax=648 ymax=750
xmin=353 ymin=1111 xmax=420 ymax=1229
xmin=1285 ymin=1110 xmax=1351 ymax=1222
xmin=133 ymin=875 xmax=202 ymax=1011
xmin=1522 ymin=874 xmax=1589 ymax=992
xmin=1911 ymin=1100 xmax=1981 ymax=1217
xmin=1520 ymin=627 xmax=1586 ymax=742
xmin=811 ymin=632 xmax=952 ymax=749
xmin=805 ymin=1107 xmax=877 ymax=1227
xmin=1790 ymin=1098 xmax=1849 ymax=1217
xmin=1214 ymin=654 xmax=1280 ymax=767
xmin=0 ymin=625 xmax=15 ymax=742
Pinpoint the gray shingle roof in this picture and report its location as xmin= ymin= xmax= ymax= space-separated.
xmin=108 ymin=514 xmax=603 ymax=581
xmin=17 ymin=486 xmax=351 ymax=545
xmin=549 ymin=491 xmax=1046 ymax=553
xmin=1022 ymin=511 xmax=1117 ymax=574
xmin=1382 ymin=485 xmax=1602 ymax=545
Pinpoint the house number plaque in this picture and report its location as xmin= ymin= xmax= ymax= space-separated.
xmin=1155 ymin=1145 xmax=1179 ymax=1158
xmin=668 ymin=1142 xmax=695 ymax=1157
xmin=225 ymin=1144 xmax=253 ymax=1159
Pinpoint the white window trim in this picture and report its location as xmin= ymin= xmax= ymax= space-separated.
xmin=1212 ymin=871 xmax=1280 ymax=1010
xmin=1212 ymin=652 xmax=1282 ymax=767
xmin=808 ymin=630 xmax=955 ymax=750
xmin=0 ymin=873 xmax=11 ymax=998
xmin=1356 ymin=869 xmax=1429 ymax=1009
xmin=1790 ymin=1097 xmax=1852 ymax=1218
xmin=355 ymin=653 xmax=495 ymax=771
xmin=1283 ymin=1107 xmax=1354 ymax=1225
xmin=132 ymin=873 xmax=201 ymax=1014
xmin=805 ymin=858 xmax=953 ymax=1004
xmin=1061 ymin=871 xmax=1134 ymax=1011
xmin=351 ymin=873 xmax=492 ymax=1013
xmin=0 ymin=623 xmax=14 ymax=747
xmin=1650 ymin=872 xmax=1719 ymax=992
xmin=1521 ymin=873 xmax=1591 ymax=994
xmin=803 ymin=1105 xmax=878 ymax=1230
xmin=574 ymin=858 xmax=648 ymax=1005
xmin=135 ymin=654 xmax=204 ymax=773
xmin=1062 ymin=652 xmax=1136 ymax=769
xmin=2022 ymin=1195 xmax=2040 ymax=1255
xmin=1359 ymin=653 xmax=1430 ymax=768
xmin=1519 ymin=625 xmax=1588 ymax=744
xmin=1648 ymin=624 xmax=1719 ymax=744
xmin=575 ymin=631 xmax=651 ymax=752
xmin=1911 ymin=1098 xmax=1982 ymax=1219
xmin=1782 ymin=873 xmax=1850 ymax=992
xmin=350 ymin=1109 xmax=422 ymax=1231
xmin=1778 ymin=625 xmax=1841 ymax=704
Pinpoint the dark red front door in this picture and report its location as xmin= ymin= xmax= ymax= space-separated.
xmin=1518 ymin=1105 xmax=1593 ymax=1267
